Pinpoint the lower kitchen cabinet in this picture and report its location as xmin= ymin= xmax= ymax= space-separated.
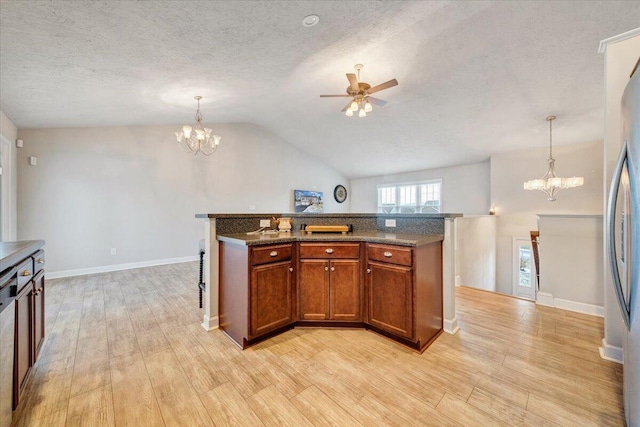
xmin=32 ymin=270 xmax=45 ymax=360
xmin=250 ymin=261 xmax=293 ymax=337
xmin=298 ymin=243 xmax=362 ymax=322
xmin=14 ymin=282 xmax=32 ymax=407
xmin=219 ymin=241 xmax=295 ymax=348
xmin=367 ymin=261 xmax=413 ymax=339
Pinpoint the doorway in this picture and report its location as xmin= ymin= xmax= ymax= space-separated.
xmin=513 ymin=237 xmax=536 ymax=301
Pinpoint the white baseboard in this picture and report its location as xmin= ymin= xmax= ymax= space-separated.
xmin=599 ymin=338 xmax=623 ymax=364
xmin=536 ymin=291 xmax=604 ymax=317
xmin=202 ymin=315 xmax=219 ymax=331
xmin=455 ymin=275 xmax=462 ymax=287
xmin=444 ymin=317 xmax=459 ymax=335
xmin=47 ymin=255 xmax=199 ymax=279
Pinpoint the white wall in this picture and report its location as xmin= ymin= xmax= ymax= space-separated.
xmin=350 ymin=161 xmax=490 ymax=214
xmin=601 ymin=33 xmax=640 ymax=357
xmin=490 ymin=141 xmax=603 ymax=295
xmin=455 ymin=216 xmax=496 ymax=292
xmin=0 ymin=110 xmax=18 ymax=240
xmin=538 ymin=215 xmax=603 ymax=314
xmin=17 ymin=123 xmax=349 ymax=274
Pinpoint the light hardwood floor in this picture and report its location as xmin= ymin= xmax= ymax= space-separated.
xmin=11 ymin=262 xmax=624 ymax=426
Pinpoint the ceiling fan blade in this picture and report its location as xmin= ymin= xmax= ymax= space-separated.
xmin=341 ymin=101 xmax=353 ymax=112
xmin=366 ymin=96 xmax=387 ymax=106
xmin=346 ymin=73 xmax=360 ymax=92
xmin=367 ymin=78 xmax=398 ymax=94
xmin=320 ymin=94 xmax=351 ymax=97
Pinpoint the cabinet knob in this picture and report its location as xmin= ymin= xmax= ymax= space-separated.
xmin=37 ymin=258 xmax=45 ymax=264
xmin=324 ymin=266 xmax=329 ymax=271
xmin=289 ymin=267 xmax=293 ymax=272
xmin=21 ymin=270 xmax=31 ymax=277
xmin=367 ymin=268 xmax=371 ymax=274
xmin=331 ymin=267 xmax=335 ymax=272
xmin=325 ymin=248 xmax=334 ymax=254
xmin=383 ymin=251 xmax=393 ymax=258
xmin=269 ymin=251 xmax=278 ymax=257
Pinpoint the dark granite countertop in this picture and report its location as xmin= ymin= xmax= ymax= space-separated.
xmin=217 ymin=231 xmax=443 ymax=247
xmin=0 ymin=240 xmax=45 ymax=285
xmin=196 ymin=212 xmax=462 ymax=219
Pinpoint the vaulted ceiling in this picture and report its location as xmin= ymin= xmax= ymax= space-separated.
xmin=1 ymin=1 xmax=639 ymax=178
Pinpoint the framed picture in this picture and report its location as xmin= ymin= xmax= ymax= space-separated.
xmin=294 ymin=189 xmax=324 ymax=213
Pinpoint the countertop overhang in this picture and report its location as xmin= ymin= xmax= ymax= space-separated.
xmin=217 ymin=231 xmax=444 ymax=247
xmin=0 ymin=240 xmax=45 ymax=276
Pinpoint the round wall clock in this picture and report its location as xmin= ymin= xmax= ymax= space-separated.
xmin=334 ymin=185 xmax=348 ymax=203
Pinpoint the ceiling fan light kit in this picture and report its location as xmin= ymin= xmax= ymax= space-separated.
xmin=523 ymin=116 xmax=584 ymax=201
xmin=320 ymin=64 xmax=398 ymax=118
xmin=175 ymin=96 xmax=222 ymax=156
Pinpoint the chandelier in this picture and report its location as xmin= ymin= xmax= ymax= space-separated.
xmin=523 ymin=116 xmax=583 ymax=201
xmin=175 ymin=96 xmax=221 ymax=156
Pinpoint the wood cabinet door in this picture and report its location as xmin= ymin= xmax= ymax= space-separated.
xmin=14 ymin=283 xmax=32 ymax=409
xmin=329 ymin=260 xmax=361 ymax=321
xmin=298 ymin=260 xmax=329 ymax=320
xmin=368 ymin=262 xmax=413 ymax=339
xmin=32 ymin=271 xmax=45 ymax=361
xmin=250 ymin=261 xmax=293 ymax=338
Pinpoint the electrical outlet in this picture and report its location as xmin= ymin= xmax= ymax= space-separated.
xmin=260 ymin=219 xmax=271 ymax=227
xmin=385 ymin=219 xmax=396 ymax=227
xmin=249 ymin=205 xmax=256 ymax=211
xmin=110 ymin=248 xmax=117 ymax=255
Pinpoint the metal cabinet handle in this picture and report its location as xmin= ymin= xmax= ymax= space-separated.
xmin=269 ymin=251 xmax=278 ymax=257
xmin=289 ymin=267 xmax=293 ymax=272
xmin=367 ymin=268 xmax=371 ymax=274
xmin=383 ymin=251 xmax=392 ymax=258
xmin=331 ymin=267 xmax=335 ymax=272
xmin=325 ymin=248 xmax=334 ymax=254
xmin=21 ymin=271 xmax=31 ymax=277
xmin=37 ymin=258 xmax=45 ymax=264
xmin=324 ymin=266 xmax=329 ymax=271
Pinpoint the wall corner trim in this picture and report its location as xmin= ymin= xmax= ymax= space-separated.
xmin=599 ymin=338 xmax=623 ymax=364
xmin=46 ymin=255 xmax=198 ymax=279
xmin=598 ymin=27 xmax=640 ymax=53
xmin=201 ymin=315 xmax=219 ymax=331
xmin=443 ymin=317 xmax=459 ymax=334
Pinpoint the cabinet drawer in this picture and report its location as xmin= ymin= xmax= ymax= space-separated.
xmin=32 ymin=250 xmax=45 ymax=274
xmin=299 ymin=243 xmax=360 ymax=259
xmin=367 ymin=244 xmax=412 ymax=267
xmin=16 ymin=258 xmax=33 ymax=291
xmin=251 ymin=244 xmax=292 ymax=266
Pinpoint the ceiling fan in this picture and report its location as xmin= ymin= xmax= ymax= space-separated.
xmin=320 ymin=64 xmax=398 ymax=117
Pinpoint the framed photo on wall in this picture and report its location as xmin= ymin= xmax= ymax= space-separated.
xmin=294 ymin=190 xmax=324 ymax=213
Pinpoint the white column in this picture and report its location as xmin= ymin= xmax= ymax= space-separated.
xmin=443 ymin=217 xmax=459 ymax=334
xmin=201 ymin=218 xmax=219 ymax=331
xmin=598 ymin=31 xmax=640 ymax=363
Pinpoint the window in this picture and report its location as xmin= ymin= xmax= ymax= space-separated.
xmin=377 ymin=180 xmax=441 ymax=213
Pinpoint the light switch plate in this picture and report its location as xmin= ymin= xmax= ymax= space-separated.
xmin=260 ymin=219 xmax=271 ymax=227
xmin=29 ymin=156 xmax=37 ymax=166
xmin=385 ymin=219 xmax=396 ymax=227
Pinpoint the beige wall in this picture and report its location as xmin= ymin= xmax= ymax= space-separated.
xmin=17 ymin=123 xmax=348 ymax=273
xmin=490 ymin=141 xmax=603 ymax=295
xmin=349 ymin=161 xmax=490 ymax=214
xmin=0 ymin=110 xmax=18 ymax=240
xmin=455 ymin=216 xmax=497 ymax=292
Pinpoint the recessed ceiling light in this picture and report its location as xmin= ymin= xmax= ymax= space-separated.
xmin=302 ymin=14 xmax=320 ymax=27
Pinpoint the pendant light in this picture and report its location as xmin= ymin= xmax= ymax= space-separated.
xmin=523 ymin=116 xmax=584 ymax=201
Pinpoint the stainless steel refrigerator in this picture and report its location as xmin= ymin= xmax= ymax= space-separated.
xmin=608 ymin=58 xmax=640 ymax=427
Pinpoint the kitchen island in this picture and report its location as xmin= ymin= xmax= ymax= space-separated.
xmin=219 ymin=231 xmax=443 ymax=351
xmin=196 ymin=213 xmax=461 ymax=350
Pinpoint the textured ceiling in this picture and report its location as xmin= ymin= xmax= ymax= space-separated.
xmin=1 ymin=1 xmax=639 ymax=178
